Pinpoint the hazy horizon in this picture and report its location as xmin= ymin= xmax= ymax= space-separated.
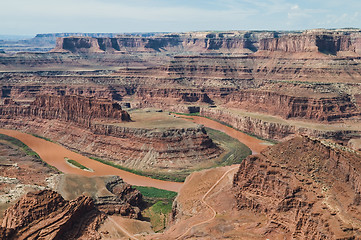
xmin=1 ymin=0 xmax=360 ymax=36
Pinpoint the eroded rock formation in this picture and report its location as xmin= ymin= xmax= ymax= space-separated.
xmin=0 ymin=94 xmax=130 ymax=127
xmin=0 ymin=176 xmax=146 ymax=240
xmin=50 ymin=29 xmax=361 ymax=56
xmin=0 ymin=190 xmax=105 ymax=240
xmin=233 ymin=136 xmax=361 ymax=239
xmin=0 ymin=94 xmax=221 ymax=171
xmin=259 ymin=30 xmax=361 ymax=54
xmin=97 ymin=176 xmax=144 ymax=218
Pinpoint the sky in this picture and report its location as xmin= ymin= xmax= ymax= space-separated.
xmin=0 ymin=0 xmax=360 ymax=36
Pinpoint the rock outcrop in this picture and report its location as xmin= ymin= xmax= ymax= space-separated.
xmin=0 ymin=94 xmax=221 ymax=171
xmin=0 ymin=94 xmax=130 ymax=127
xmin=233 ymin=136 xmax=361 ymax=239
xmin=50 ymin=31 xmax=278 ymax=54
xmin=1 ymin=29 xmax=361 ymax=145
xmin=259 ymin=30 xmax=361 ymax=55
xmin=0 ymin=176 xmax=147 ymax=240
xmin=0 ymin=190 xmax=105 ymax=240
xmin=96 ymin=176 xmax=144 ymax=218
xmin=200 ymin=107 xmax=361 ymax=141
xmin=0 ymin=116 xmax=221 ymax=171
xmin=224 ymin=90 xmax=360 ymax=121
xmin=50 ymin=29 xmax=361 ymax=55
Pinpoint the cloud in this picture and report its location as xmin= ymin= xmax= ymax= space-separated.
xmin=0 ymin=0 xmax=360 ymax=34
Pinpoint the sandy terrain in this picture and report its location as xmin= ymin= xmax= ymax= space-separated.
xmin=108 ymin=110 xmax=198 ymax=129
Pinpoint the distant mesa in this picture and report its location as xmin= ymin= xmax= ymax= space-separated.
xmin=49 ymin=29 xmax=361 ymax=56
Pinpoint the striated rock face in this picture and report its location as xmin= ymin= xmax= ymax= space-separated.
xmin=259 ymin=31 xmax=361 ymax=54
xmin=199 ymin=107 xmax=361 ymax=142
xmin=0 ymin=84 xmax=126 ymax=101
xmin=0 ymin=190 xmax=105 ymax=240
xmin=0 ymin=176 xmax=147 ymax=240
xmin=96 ymin=176 xmax=144 ymax=218
xmin=50 ymin=30 xmax=361 ymax=55
xmin=0 ymin=94 xmax=131 ymax=127
xmin=0 ymin=93 xmax=221 ymax=171
xmin=50 ymin=31 xmax=274 ymax=54
xmin=31 ymin=95 xmax=131 ymax=122
xmin=135 ymin=87 xmax=213 ymax=107
xmin=224 ymin=89 xmax=360 ymax=121
xmin=52 ymin=36 xmax=182 ymax=53
xmin=0 ymin=116 xmax=220 ymax=170
xmin=233 ymin=136 xmax=361 ymax=239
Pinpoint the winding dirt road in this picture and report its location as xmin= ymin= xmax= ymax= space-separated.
xmin=0 ymin=128 xmax=183 ymax=192
xmin=176 ymin=166 xmax=239 ymax=239
xmin=108 ymin=216 xmax=138 ymax=240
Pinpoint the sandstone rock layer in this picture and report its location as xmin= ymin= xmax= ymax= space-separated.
xmin=233 ymin=136 xmax=361 ymax=239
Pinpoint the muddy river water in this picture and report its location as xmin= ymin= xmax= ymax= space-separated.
xmin=0 ymin=128 xmax=183 ymax=192
xmin=0 ymin=116 xmax=270 ymax=192
xmin=175 ymin=115 xmax=270 ymax=154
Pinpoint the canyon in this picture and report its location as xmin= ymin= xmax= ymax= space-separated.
xmin=157 ymin=135 xmax=361 ymax=239
xmin=0 ymin=28 xmax=360 ymax=239
xmin=0 ymin=95 xmax=222 ymax=172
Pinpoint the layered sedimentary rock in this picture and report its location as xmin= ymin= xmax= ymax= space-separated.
xmin=224 ymin=89 xmax=360 ymax=121
xmin=0 ymin=190 xmax=105 ymax=240
xmin=0 ymin=94 xmax=221 ymax=170
xmin=51 ymin=29 xmax=361 ymax=55
xmin=1 ymin=82 xmax=360 ymax=125
xmin=51 ymin=31 xmax=279 ymax=54
xmin=97 ymin=176 xmax=144 ymax=218
xmin=233 ymin=136 xmax=361 ymax=239
xmin=1 ymin=29 xmax=360 ymax=145
xmin=259 ymin=30 xmax=361 ymax=54
xmin=200 ymin=107 xmax=361 ymax=143
xmin=135 ymin=87 xmax=213 ymax=108
xmin=0 ymin=175 xmax=147 ymax=239
xmin=0 ymin=116 xmax=220 ymax=170
xmin=0 ymin=84 xmax=126 ymax=101
xmin=0 ymin=94 xmax=130 ymax=127
xmin=133 ymin=87 xmax=360 ymax=122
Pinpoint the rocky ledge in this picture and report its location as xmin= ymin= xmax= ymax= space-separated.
xmin=0 ymin=190 xmax=104 ymax=240
xmin=0 ymin=94 xmax=130 ymax=127
xmin=0 ymin=176 xmax=145 ymax=240
xmin=233 ymin=136 xmax=361 ymax=239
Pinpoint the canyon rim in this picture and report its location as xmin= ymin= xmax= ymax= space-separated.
xmin=0 ymin=27 xmax=360 ymax=240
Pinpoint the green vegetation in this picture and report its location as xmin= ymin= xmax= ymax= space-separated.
xmin=135 ymin=186 xmax=177 ymax=200
xmin=0 ymin=134 xmax=40 ymax=158
xmin=65 ymin=158 xmax=91 ymax=171
xmin=205 ymin=128 xmax=252 ymax=166
xmin=89 ymin=156 xmax=187 ymax=182
xmin=134 ymin=186 xmax=177 ymax=232
xmin=0 ymin=134 xmax=60 ymax=173
xmin=170 ymin=111 xmax=200 ymax=116
xmin=31 ymin=134 xmax=54 ymax=142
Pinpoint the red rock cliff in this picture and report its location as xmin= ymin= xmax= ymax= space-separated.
xmin=259 ymin=31 xmax=361 ymax=54
xmin=0 ymin=190 xmax=105 ymax=240
xmin=0 ymin=95 xmax=131 ymax=126
xmin=233 ymin=136 xmax=361 ymax=239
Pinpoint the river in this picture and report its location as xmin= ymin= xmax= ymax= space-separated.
xmin=174 ymin=114 xmax=271 ymax=154
xmin=0 ymin=116 xmax=270 ymax=193
xmin=0 ymin=128 xmax=183 ymax=192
